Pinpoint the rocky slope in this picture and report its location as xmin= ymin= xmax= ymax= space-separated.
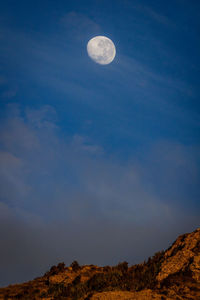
xmin=0 ymin=228 xmax=199 ymax=300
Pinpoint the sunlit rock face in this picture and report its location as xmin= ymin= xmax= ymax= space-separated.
xmin=157 ymin=228 xmax=200 ymax=282
xmin=0 ymin=228 xmax=199 ymax=299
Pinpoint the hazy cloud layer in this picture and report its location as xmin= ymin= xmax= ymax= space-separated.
xmin=0 ymin=0 xmax=199 ymax=287
xmin=0 ymin=105 xmax=199 ymax=286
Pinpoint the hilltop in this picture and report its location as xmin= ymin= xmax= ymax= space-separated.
xmin=0 ymin=228 xmax=199 ymax=300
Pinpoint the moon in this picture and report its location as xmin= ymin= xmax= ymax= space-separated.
xmin=87 ymin=36 xmax=116 ymax=65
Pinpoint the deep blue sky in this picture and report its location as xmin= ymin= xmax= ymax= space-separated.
xmin=0 ymin=0 xmax=200 ymax=286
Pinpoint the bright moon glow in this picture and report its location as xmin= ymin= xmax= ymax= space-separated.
xmin=87 ymin=36 xmax=116 ymax=65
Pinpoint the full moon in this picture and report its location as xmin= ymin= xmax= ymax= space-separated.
xmin=87 ymin=36 xmax=116 ymax=65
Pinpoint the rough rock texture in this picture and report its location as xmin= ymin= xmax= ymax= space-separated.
xmin=91 ymin=290 xmax=174 ymax=300
xmin=0 ymin=228 xmax=199 ymax=300
xmin=157 ymin=228 xmax=200 ymax=282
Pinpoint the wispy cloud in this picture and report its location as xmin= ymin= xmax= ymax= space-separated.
xmin=60 ymin=12 xmax=102 ymax=40
xmin=0 ymin=105 xmax=199 ymax=285
xmin=2 ymin=88 xmax=17 ymax=99
xmin=0 ymin=13 xmax=196 ymax=125
xmin=141 ymin=5 xmax=175 ymax=28
xmin=0 ymin=2 xmax=199 ymax=286
xmin=128 ymin=1 xmax=176 ymax=28
xmin=0 ymin=151 xmax=30 ymax=205
xmin=71 ymin=134 xmax=104 ymax=155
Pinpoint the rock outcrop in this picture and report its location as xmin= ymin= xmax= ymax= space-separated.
xmin=157 ymin=228 xmax=200 ymax=282
xmin=0 ymin=228 xmax=199 ymax=300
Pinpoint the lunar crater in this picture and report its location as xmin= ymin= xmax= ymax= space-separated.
xmin=87 ymin=36 xmax=116 ymax=65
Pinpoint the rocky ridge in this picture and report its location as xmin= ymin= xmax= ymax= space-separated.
xmin=0 ymin=228 xmax=199 ymax=300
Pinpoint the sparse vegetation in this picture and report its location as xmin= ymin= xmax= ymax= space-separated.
xmin=44 ymin=254 xmax=165 ymax=299
xmin=71 ymin=260 xmax=81 ymax=272
xmin=0 ymin=228 xmax=200 ymax=300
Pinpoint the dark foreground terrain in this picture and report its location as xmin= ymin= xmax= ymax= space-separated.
xmin=0 ymin=228 xmax=200 ymax=300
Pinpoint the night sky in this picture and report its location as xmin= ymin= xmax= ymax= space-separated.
xmin=0 ymin=0 xmax=200 ymax=286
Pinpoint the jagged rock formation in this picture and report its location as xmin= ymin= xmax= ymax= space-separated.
xmin=0 ymin=228 xmax=199 ymax=300
xmin=157 ymin=228 xmax=200 ymax=282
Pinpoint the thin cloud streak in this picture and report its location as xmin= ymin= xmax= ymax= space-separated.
xmin=0 ymin=105 xmax=199 ymax=285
